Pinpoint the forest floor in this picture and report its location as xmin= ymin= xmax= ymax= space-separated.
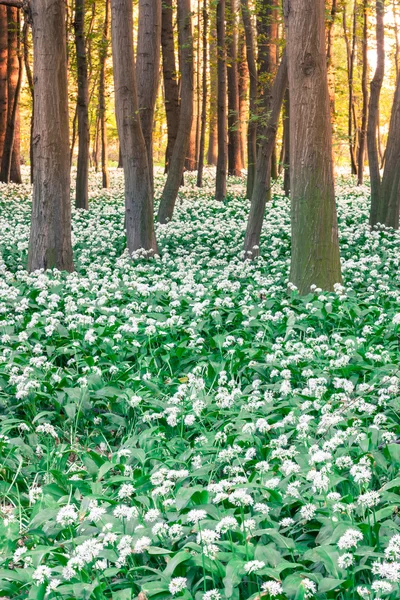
xmin=0 ymin=169 xmax=400 ymax=599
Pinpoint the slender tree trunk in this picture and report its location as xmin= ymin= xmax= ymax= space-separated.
xmin=111 ymin=0 xmax=158 ymax=254
xmin=157 ymin=0 xmax=193 ymax=223
xmin=161 ymin=0 xmax=180 ymax=173
xmin=99 ymin=0 xmax=109 ymax=188
xmin=394 ymin=0 xmax=399 ymax=78
xmin=326 ymin=0 xmax=337 ymax=118
xmin=207 ymin=25 xmax=218 ymax=165
xmin=226 ymin=0 xmax=242 ymax=176
xmin=283 ymin=87 xmax=290 ymax=196
xmin=357 ymin=0 xmax=368 ymax=185
xmin=343 ymin=2 xmax=358 ymax=175
xmin=285 ymin=0 xmax=342 ymax=294
xmin=368 ymin=0 xmax=385 ymax=227
xmin=379 ymin=74 xmax=400 ymax=228
xmin=22 ymin=19 xmax=34 ymax=183
xmin=0 ymin=7 xmax=21 ymax=184
xmin=243 ymin=53 xmax=287 ymax=256
xmin=185 ymin=6 xmax=198 ymax=173
xmin=240 ymin=0 xmax=257 ymax=198
xmin=215 ymin=0 xmax=227 ymax=201
xmin=137 ymin=0 xmax=161 ymax=193
xmin=0 ymin=5 xmax=7 ymax=166
xmin=196 ymin=2 xmax=207 ymax=188
xmin=238 ymin=36 xmax=248 ymax=170
xmin=28 ymin=0 xmax=74 ymax=272
xmin=74 ymin=0 xmax=90 ymax=209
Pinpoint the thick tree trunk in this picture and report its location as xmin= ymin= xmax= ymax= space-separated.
xmin=215 ymin=0 xmax=227 ymax=202
xmin=137 ymin=0 xmax=161 ymax=192
xmin=0 ymin=7 xmax=22 ymax=184
xmin=0 ymin=5 xmax=7 ymax=167
xmin=357 ymin=0 xmax=368 ymax=186
xmin=161 ymin=0 xmax=180 ymax=173
xmin=207 ymin=26 xmax=218 ymax=165
xmin=283 ymin=87 xmax=290 ymax=197
xmin=240 ymin=0 xmax=257 ymax=198
xmin=379 ymin=75 xmax=400 ymax=228
xmin=243 ymin=53 xmax=287 ymax=256
xmin=285 ymin=0 xmax=342 ymax=294
xmin=196 ymin=2 xmax=207 ymax=188
xmin=99 ymin=0 xmax=109 ymax=188
xmin=157 ymin=0 xmax=193 ymax=223
xmin=368 ymin=0 xmax=385 ymax=227
xmin=111 ymin=0 xmax=158 ymax=254
xmin=28 ymin=0 xmax=74 ymax=272
xmin=74 ymin=0 xmax=90 ymax=209
xmin=226 ymin=0 xmax=242 ymax=176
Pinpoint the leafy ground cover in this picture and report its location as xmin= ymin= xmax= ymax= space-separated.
xmin=0 ymin=169 xmax=400 ymax=600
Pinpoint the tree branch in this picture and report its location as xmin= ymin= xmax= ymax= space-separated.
xmin=0 ymin=0 xmax=23 ymax=7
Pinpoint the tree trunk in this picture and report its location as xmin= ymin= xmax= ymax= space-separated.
xmin=111 ymin=0 xmax=158 ymax=254
xmin=243 ymin=53 xmax=287 ymax=256
xmin=74 ymin=0 xmax=90 ymax=209
xmin=343 ymin=2 xmax=358 ymax=175
xmin=28 ymin=0 xmax=74 ymax=272
xmin=0 ymin=5 xmax=7 ymax=167
xmin=99 ymin=0 xmax=109 ymax=188
xmin=215 ymin=0 xmax=227 ymax=202
xmin=196 ymin=2 xmax=207 ymax=188
xmin=379 ymin=74 xmax=400 ymax=228
xmin=285 ymin=0 xmax=342 ymax=294
xmin=357 ymin=0 xmax=368 ymax=186
xmin=157 ymin=0 xmax=193 ymax=223
xmin=283 ymin=87 xmax=290 ymax=196
xmin=137 ymin=0 xmax=161 ymax=193
xmin=207 ymin=25 xmax=218 ymax=165
xmin=226 ymin=0 xmax=242 ymax=176
xmin=240 ymin=0 xmax=257 ymax=198
xmin=22 ymin=19 xmax=34 ymax=183
xmin=368 ymin=0 xmax=385 ymax=227
xmin=0 ymin=7 xmax=22 ymax=184
xmin=238 ymin=35 xmax=248 ymax=170
xmin=326 ymin=0 xmax=337 ymax=118
xmin=161 ymin=0 xmax=180 ymax=173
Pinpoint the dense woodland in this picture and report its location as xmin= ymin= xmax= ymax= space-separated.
xmin=1 ymin=2 xmax=400 ymax=600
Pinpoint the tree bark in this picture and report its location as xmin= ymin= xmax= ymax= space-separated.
xmin=28 ymin=0 xmax=74 ymax=272
xmin=161 ymin=0 xmax=180 ymax=173
xmin=215 ymin=0 xmax=227 ymax=201
xmin=22 ymin=18 xmax=34 ymax=183
xmin=196 ymin=2 xmax=207 ymax=188
xmin=357 ymin=0 xmax=368 ymax=186
xmin=111 ymin=0 xmax=158 ymax=254
xmin=379 ymin=75 xmax=400 ymax=228
xmin=226 ymin=0 xmax=242 ymax=176
xmin=238 ymin=35 xmax=248 ymax=170
xmin=0 ymin=6 xmax=22 ymax=183
xmin=137 ymin=0 xmax=161 ymax=193
xmin=99 ymin=0 xmax=109 ymax=188
xmin=157 ymin=0 xmax=193 ymax=223
xmin=0 ymin=5 xmax=7 ymax=167
xmin=74 ymin=0 xmax=90 ymax=209
xmin=207 ymin=24 xmax=218 ymax=165
xmin=368 ymin=0 xmax=385 ymax=227
xmin=283 ymin=87 xmax=290 ymax=197
xmin=285 ymin=0 xmax=342 ymax=294
xmin=326 ymin=0 xmax=337 ymax=118
xmin=243 ymin=53 xmax=287 ymax=256
xmin=343 ymin=2 xmax=358 ymax=175
xmin=240 ymin=0 xmax=257 ymax=198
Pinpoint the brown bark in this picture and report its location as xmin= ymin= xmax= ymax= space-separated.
xmin=74 ymin=0 xmax=90 ymax=209
xmin=196 ymin=2 xmax=207 ymax=188
xmin=283 ymin=87 xmax=290 ymax=197
xmin=0 ymin=6 xmax=21 ymax=183
xmin=215 ymin=0 xmax=227 ymax=201
xmin=22 ymin=19 xmax=33 ymax=183
xmin=326 ymin=0 xmax=337 ymax=117
xmin=157 ymin=0 xmax=193 ymax=223
xmin=238 ymin=36 xmax=248 ymax=170
xmin=343 ymin=2 xmax=358 ymax=175
xmin=226 ymin=0 xmax=242 ymax=176
xmin=99 ymin=0 xmax=109 ymax=188
xmin=28 ymin=0 xmax=74 ymax=272
xmin=240 ymin=0 xmax=257 ymax=198
xmin=137 ymin=0 xmax=161 ymax=192
xmin=244 ymin=53 xmax=287 ymax=256
xmin=357 ymin=0 xmax=368 ymax=186
xmin=0 ymin=5 xmax=7 ymax=166
xmin=368 ymin=0 xmax=385 ymax=226
xmin=285 ymin=0 xmax=342 ymax=294
xmin=379 ymin=75 xmax=400 ymax=228
xmin=111 ymin=0 xmax=158 ymax=254
xmin=161 ymin=0 xmax=180 ymax=173
xmin=207 ymin=25 xmax=218 ymax=165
